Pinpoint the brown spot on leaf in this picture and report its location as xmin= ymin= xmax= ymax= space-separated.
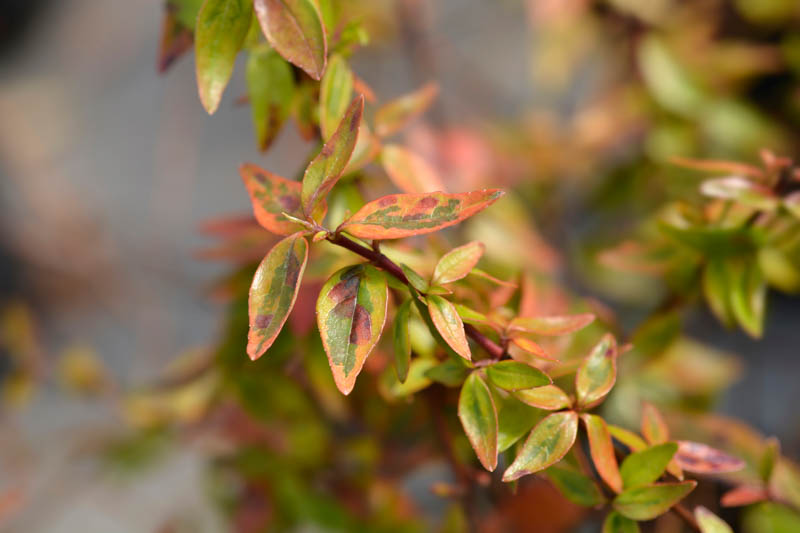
xmin=254 ymin=314 xmax=274 ymax=329
xmin=378 ymin=196 xmax=397 ymax=207
xmin=254 ymin=171 xmax=267 ymax=184
xmin=416 ymin=196 xmax=438 ymax=210
xmin=284 ymin=250 xmax=302 ymax=287
xmin=349 ymin=304 xmax=371 ymax=344
xmin=328 ymin=269 xmax=360 ymax=304
xmin=279 ymin=194 xmax=300 ymax=212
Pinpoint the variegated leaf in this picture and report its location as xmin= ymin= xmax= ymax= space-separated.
xmin=254 ymin=0 xmax=327 ymax=80
xmin=240 ymin=163 xmax=308 ymax=235
xmin=575 ymin=334 xmax=617 ymax=408
xmin=427 ymin=295 xmax=471 ymax=360
xmin=503 ymin=411 xmax=579 ymax=481
xmin=513 ymin=385 xmax=572 ymax=410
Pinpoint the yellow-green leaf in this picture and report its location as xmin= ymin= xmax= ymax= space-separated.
xmin=247 ymin=233 xmax=308 ymax=360
xmin=195 ymin=0 xmax=253 ymax=114
xmin=613 ymin=481 xmax=697 ymax=521
xmin=317 ymin=264 xmax=388 ymax=395
xmin=427 ymin=295 xmax=471 ymax=360
xmin=503 ymin=411 xmax=579 ymax=482
xmin=642 ymin=402 xmax=669 ymax=445
xmin=486 ymin=361 xmax=550 ymax=391
xmin=374 ymin=82 xmax=439 ymax=137
xmin=728 ymin=257 xmax=766 ymax=338
xmin=425 ymin=358 xmax=470 ymax=387
xmin=575 ymin=333 xmax=617 ymax=409
xmin=301 ymin=96 xmax=365 ymax=220
xmin=695 ymin=506 xmax=734 ymax=533
xmin=240 ymin=163 xmax=307 ymax=235
xmin=602 ymin=511 xmax=640 ymax=533
xmin=609 ymin=425 xmax=648 ymax=452
xmin=703 ymin=259 xmax=736 ymax=328
xmin=392 ymin=299 xmax=412 ymax=383
xmin=548 ymin=465 xmax=606 ymax=507
xmin=319 ymin=54 xmax=353 ymax=140
xmin=254 ymin=0 xmax=327 ymax=80
xmin=381 ymin=144 xmax=446 ymax=194
xmin=620 ymin=443 xmax=677 ymax=489
xmin=508 ymin=313 xmax=595 ymax=336
xmin=489 ymin=385 xmax=542 ymax=452
xmin=246 ymin=47 xmax=294 ymax=151
xmin=433 ymin=241 xmax=485 ymax=285
xmin=582 ymin=414 xmax=623 ymax=493
xmin=458 ymin=372 xmax=498 ymax=471
xmin=514 ymin=385 xmax=572 ymax=410
xmin=339 ymin=190 xmax=504 ymax=240
xmin=700 ymin=177 xmax=778 ymax=211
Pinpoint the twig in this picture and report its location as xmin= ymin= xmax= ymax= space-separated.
xmin=672 ymin=502 xmax=701 ymax=532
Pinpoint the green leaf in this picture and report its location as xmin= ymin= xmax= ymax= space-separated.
xmin=784 ymin=192 xmax=800 ymax=219
xmin=613 ymin=481 xmax=697 ymax=521
xmin=489 ymin=385 xmax=542 ymax=452
xmin=602 ymin=511 xmax=640 ymax=533
xmin=319 ymin=54 xmax=353 ymax=140
xmin=503 ymin=411 xmax=579 ymax=482
xmin=760 ymin=437 xmax=780 ymax=482
xmin=608 ymin=425 xmax=647 ymax=452
xmin=695 ymin=506 xmax=734 ymax=533
xmin=247 ymin=233 xmax=308 ymax=360
xmin=400 ymin=264 xmax=430 ymax=293
xmin=374 ymin=82 xmax=439 ymax=137
xmin=728 ymin=257 xmax=767 ymax=338
xmin=433 ymin=241 xmax=485 ymax=285
xmin=254 ymin=0 xmax=327 ymax=80
xmin=240 ymin=163 xmax=308 ymax=235
xmin=339 ymin=190 xmax=504 ymax=240
xmin=582 ymin=414 xmax=623 ymax=493
xmin=453 ymin=304 xmax=501 ymax=331
xmin=195 ymin=0 xmax=253 ymax=114
xmin=381 ymin=358 xmax=434 ymax=399
xmin=547 ymin=465 xmax=606 ymax=507
xmin=508 ymin=314 xmax=595 ymax=336
xmin=575 ymin=333 xmax=617 ymax=408
xmin=486 ymin=361 xmax=550 ymax=391
xmin=317 ymin=264 xmax=388 ymax=395
xmin=619 ymin=443 xmax=678 ymax=489
xmin=381 ymin=144 xmax=446 ymax=194
xmin=703 ymin=259 xmax=736 ymax=328
xmin=427 ymin=295 xmax=471 ymax=360
xmin=700 ymin=177 xmax=778 ymax=211
xmin=425 ymin=358 xmax=470 ymax=387
xmin=513 ymin=385 xmax=572 ymax=410
xmin=301 ymin=96 xmax=364 ymax=221
xmin=246 ymin=47 xmax=294 ymax=151
xmin=458 ymin=372 xmax=498 ymax=471
xmin=392 ymin=300 xmax=412 ymax=383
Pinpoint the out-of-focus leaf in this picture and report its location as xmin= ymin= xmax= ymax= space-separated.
xmin=246 ymin=47 xmax=294 ymax=151
xmin=381 ymin=357 xmax=435 ymax=399
xmin=240 ymin=163 xmax=307 ymax=235
xmin=301 ymin=96 xmax=364 ymax=220
xmin=759 ymin=248 xmax=800 ymax=293
xmin=486 ymin=361 xmax=550 ymax=391
xmin=575 ymin=334 xmax=617 ymax=409
xmin=602 ymin=511 xmax=640 ymax=533
xmin=157 ymin=9 xmax=193 ymax=73
xmin=760 ymin=437 xmax=780 ymax=482
xmin=318 ymin=53 xmax=353 ymax=140
xmin=169 ymin=0 xmax=204 ymax=29
xmin=742 ymin=502 xmax=800 ymax=533
xmin=670 ymin=156 xmax=763 ymax=178
xmin=428 ymin=295 xmax=471 ymax=360
xmin=58 ymin=345 xmax=107 ymax=395
xmin=695 ymin=506 xmax=734 ymax=533
xmin=490 ymin=386 xmax=542 ymax=452
xmin=728 ymin=257 xmax=766 ymax=338
xmin=458 ymin=372 xmax=498 ymax=471
xmin=339 ymin=190 xmax=504 ymax=240
xmin=514 ymin=385 xmax=572 ymax=410
xmin=247 ymin=232 xmax=308 ymax=360
xmin=374 ymin=82 xmax=439 ymax=137
xmin=642 ymin=403 xmax=669 ymax=445
xmin=721 ymin=485 xmax=768 ymax=507
xmin=613 ymin=481 xmax=697 ymax=521
xmin=195 ymin=0 xmax=253 ymax=114
xmin=508 ymin=314 xmax=595 ymax=336
xmin=381 ymin=145 xmax=446 ymax=194
xmin=503 ymin=411 xmax=578 ymax=481
xmin=619 ymin=443 xmax=677 ymax=489
xmin=703 ymin=259 xmax=736 ymax=328
xmin=254 ymin=0 xmax=327 ymax=80
xmin=425 ymin=358 xmax=470 ymax=387
xmin=609 ymin=425 xmax=647 ymax=452
xmin=392 ymin=299 xmax=412 ymax=383
xmin=400 ymin=264 xmax=430 ymax=293
xmin=317 ymin=264 xmax=388 ymax=394
xmin=700 ymin=177 xmax=778 ymax=211
xmin=784 ymin=192 xmax=800 ymax=220
xmin=510 ymin=337 xmax=556 ymax=361
xmin=638 ymin=35 xmax=706 ymax=116
xmin=582 ymin=414 xmax=623 ymax=493
xmin=453 ymin=304 xmax=501 ymax=332
xmin=547 ymin=465 xmax=606 ymax=507
xmin=675 ymin=441 xmax=746 ymax=474
xmin=433 ymin=241 xmax=485 ymax=285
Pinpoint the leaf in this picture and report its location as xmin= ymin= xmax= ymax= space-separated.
xmin=458 ymin=372 xmax=498 ymax=471
xmin=510 ymin=337 xmax=556 ymax=361
xmin=240 ymin=164 xmax=307 ymax=235
xmin=674 ymin=440 xmax=746 ymax=474
xmin=619 ymin=443 xmax=677 ymax=489
xmin=514 ymin=385 xmax=572 ymax=410
xmin=760 ymin=437 xmax=780 ymax=482
xmin=246 ymin=47 xmax=294 ymax=151
xmin=700 ymin=177 xmax=778 ymax=211
xmin=784 ymin=191 xmax=800 ymax=219
xmin=454 ymin=304 xmax=502 ymax=332
xmin=608 ymin=425 xmax=648 ymax=452
xmin=433 ymin=241 xmax=485 ymax=285
xmin=670 ymin=156 xmax=764 ymax=179
xmin=425 ymin=358 xmax=470 ymax=387
xmin=641 ymin=402 xmax=669 ymax=445
xmin=703 ymin=259 xmax=736 ymax=328
xmin=339 ymin=190 xmax=504 ymax=240
xmin=602 ymin=511 xmax=641 ymax=533
xmin=575 ymin=334 xmax=617 ymax=408
xmin=548 ymin=465 xmax=606 ymax=507
xmin=503 ymin=411 xmax=579 ymax=482
xmin=695 ymin=506 xmax=734 ymax=533
xmin=490 ymin=386 xmax=542 ymax=452
xmin=318 ymin=54 xmax=353 ymax=140
xmin=382 ymin=358 xmax=434 ymax=399
xmin=301 ymin=96 xmax=365 ymax=220
xmin=427 ymin=295 xmax=471 ymax=360
xmin=195 ymin=0 xmax=253 ymax=114
xmin=582 ymin=414 xmax=623 ymax=493
xmin=613 ymin=481 xmax=697 ymax=521
xmin=400 ymin=264 xmax=430 ymax=293
xmin=728 ymin=257 xmax=766 ymax=338
xmin=157 ymin=9 xmax=193 ymax=74
xmin=721 ymin=485 xmax=768 ymax=507
xmin=392 ymin=300 xmax=412 ymax=383
xmin=247 ymin=233 xmax=308 ymax=360
xmin=254 ymin=0 xmax=327 ymax=80
xmin=374 ymin=82 xmax=439 ymax=137
xmin=381 ymin=144 xmax=447 ymax=194
xmin=508 ymin=313 xmax=595 ymax=336
xmin=317 ymin=264 xmax=388 ymax=395
xmin=486 ymin=361 xmax=550 ymax=391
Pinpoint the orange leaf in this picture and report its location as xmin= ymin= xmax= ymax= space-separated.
xmin=240 ymin=164 xmax=308 ymax=235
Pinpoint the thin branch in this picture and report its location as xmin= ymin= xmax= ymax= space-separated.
xmin=672 ymin=502 xmax=701 ymax=532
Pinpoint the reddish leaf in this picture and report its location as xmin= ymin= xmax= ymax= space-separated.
xmin=720 ymin=485 xmax=768 ymax=507
xmin=381 ymin=144 xmax=446 ymax=194
xmin=157 ymin=9 xmax=193 ymax=74
xmin=641 ymin=402 xmax=669 ymax=445
xmin=428 ymin=295 xmax=471 ymax=361
xmin=254 ymin=0 xmax=327 ymax=80
xmin=674 ymin=441 xmax=746 ymax=474
xmin=508 ymin=313 xmax=595 ymax=336
xmin=458 ymin=372 xmax=498 ymax=471
xmin=339 ymin=189 xmax=504 ymax=240
xmin=510 ymin=337 xmax=556 ymax=361
xmin=582 ymin=414 xmax=623 ymax=493
xmin=240 ymin=163 xmax=308 ymax=235
xmin=375 ymin=82 xmax=439 ymax=137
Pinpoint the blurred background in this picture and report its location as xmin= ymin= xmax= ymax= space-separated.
xmin=2 ymin=0 xmax=800 ymax=531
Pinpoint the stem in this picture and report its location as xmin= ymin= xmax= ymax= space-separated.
xmin=672 ymin=502 xmax=701 ymax=532
xmin=327 ymin=233 xmax=505 ymax=359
